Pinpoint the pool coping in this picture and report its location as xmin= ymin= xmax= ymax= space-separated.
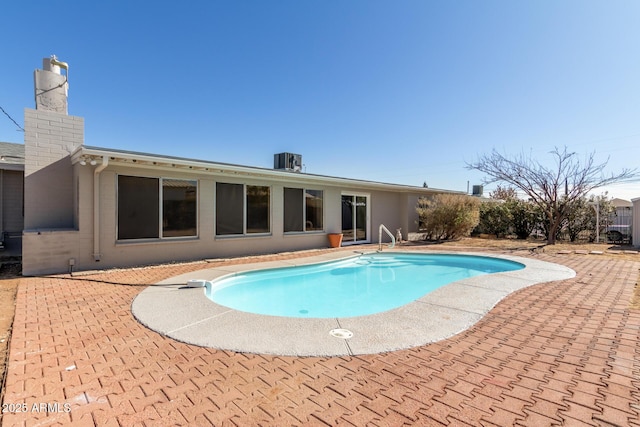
xmin=131 ymin=250 xmax=576 ymax=356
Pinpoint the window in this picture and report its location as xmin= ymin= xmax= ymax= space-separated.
xmin=283 ymin=188 xmax=303 ymax=232
xmin=118 ymin=176 xmax=159 ymax=240
xmin=246 ymin=185 xmax=270 ymax=233
xmin=216 ymin=183 xmax=270 ymax=236
xmin=118 ymin=175 xmax=197 ymax=240
xmin=216 ymin=183 xmax=243 ymax=235
xmin=162 ymin=179 xmax=197 ymax=237
xmin=284 ymin=188 xmax=323 ymax=232
xmin=305 ymin=190 xmax=323 ymax=231
xmin=341 ymin=193 xmax=369 ymax=243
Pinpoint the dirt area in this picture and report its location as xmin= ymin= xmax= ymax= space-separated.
xmin=0 ymin=238 xmax=638 ymax=406
xmin=425 ymin=236 xmax=640 ymax=260
xmin=0 ymin=261 xmax=20 ymax=407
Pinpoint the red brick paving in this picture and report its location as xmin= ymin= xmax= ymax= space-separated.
xmin=1 ymin=249 xmax=639 ymax=426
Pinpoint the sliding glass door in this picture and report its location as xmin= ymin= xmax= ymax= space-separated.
xmin=341 ymin=194 xmax=369 ymax=244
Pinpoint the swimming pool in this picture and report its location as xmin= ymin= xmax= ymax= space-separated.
xmin=206 ymin=253 xmax=524 ymax=318
xmin=133 ymin=250 xmax=576 ymax=355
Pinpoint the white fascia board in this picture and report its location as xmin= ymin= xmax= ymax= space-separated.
xmin=75 ymin=146 xmax=463 ymax=195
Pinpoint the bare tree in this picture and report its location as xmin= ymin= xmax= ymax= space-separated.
xmin=489 ymin=185 xmax=518 ymax=200
xmin=466 ymin=147 xmax=637 ymax=244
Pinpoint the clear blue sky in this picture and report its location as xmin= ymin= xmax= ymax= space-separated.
xmin=2 ymin=1 xmax=639 ymax=199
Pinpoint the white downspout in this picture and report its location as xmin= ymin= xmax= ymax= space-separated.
xmin=93 ymin=156 xmax=108 ymax=261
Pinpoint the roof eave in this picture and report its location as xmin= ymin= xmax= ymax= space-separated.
xmin=75 ymin=145 xmax=463 ymax=195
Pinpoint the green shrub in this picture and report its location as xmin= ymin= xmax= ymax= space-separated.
xmin=417 ymin=194 xmax=480 ymax=241
xmin=506 ymin=199 xmax=538 ymax=239
xmin=476 ymin=201 xmax=512 ymax=238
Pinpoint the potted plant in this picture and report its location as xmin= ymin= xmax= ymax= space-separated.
xmin=327 ymin=232 xmax=343 ymax=248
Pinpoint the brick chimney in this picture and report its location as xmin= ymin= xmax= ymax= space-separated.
xmin=24 ymin=56 xmax=82 ymax=229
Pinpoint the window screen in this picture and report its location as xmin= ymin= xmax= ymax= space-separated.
xmin=284 ymin=188 xmax=304 ymax=232
xmin=162 ymin=179 xmax=197 ymax=237
xmin=305 ymin=190 xmax=323 ymax=231
xmin=118 ymin=176 xmax=159 ymax=240
xmin=247 ymin=185 xmax=270 ymax=233
xmin=284 ymin=188 xmax=323 ymax=232
xmin=216 ymin=183 xmax=244 ymax=235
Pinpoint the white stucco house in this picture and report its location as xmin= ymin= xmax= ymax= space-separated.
xmin=21 ymin=58 xmax=463 ymax=275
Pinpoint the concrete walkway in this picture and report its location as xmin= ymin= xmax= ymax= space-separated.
xmin=2 ymin=247 xmax=639 ymax=426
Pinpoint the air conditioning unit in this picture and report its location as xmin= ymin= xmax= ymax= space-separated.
xmin=472 ymin=185 xmax=484 ymax=197
xmin=274 ymin=153 xmax=302 ymax=172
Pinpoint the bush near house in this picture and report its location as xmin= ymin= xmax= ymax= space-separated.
xmin=417 ymin=194 xmax=480 ymax=241
xmin=507 ymin=198 xmax=539 ymax=239
xmin=474 ymin=185 xmax=538 ymax=240
xmin=474 ymin=198 xmax=538 ymax=240
xmin=475 ymin=201 xmax=512 ymax=238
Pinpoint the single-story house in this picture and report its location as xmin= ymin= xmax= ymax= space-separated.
xmin=22 ymin=58 xmax=462 ymax=275
xmin=0 ymin=141 xmax=24 ymax=253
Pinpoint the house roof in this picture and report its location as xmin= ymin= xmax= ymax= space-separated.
xmin=73 ymin=145 xmax=464 ymax=195
xmin=0 ymin=141 xmax=25 ymax=171
xmin=610 ymin=198 xmax=632 ymax=208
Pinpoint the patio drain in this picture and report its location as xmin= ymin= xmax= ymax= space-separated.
xmin=329 ymin=328 xmax=353 ymax=339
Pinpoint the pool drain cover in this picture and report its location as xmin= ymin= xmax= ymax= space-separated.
xmin=329 ymin=329 xmax=353 ymax=339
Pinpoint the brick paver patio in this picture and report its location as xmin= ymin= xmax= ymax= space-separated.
xmin=1 ymin=248 xmax=639 ymax=426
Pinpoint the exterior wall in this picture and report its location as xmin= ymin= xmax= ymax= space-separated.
xmin=20 ymin=160 xmax=426 ymax=274
xmin=90 ymin=167 xmax=339 ymax=270
xmin=1 ymin=169 xmax=24 ymax=233
xmin=24 ymin=108 xmax=83 ymax=229
xmin=22 ymin=108 xmax=85 ymax=275
xmin=22 ymin=230 xmax=81 ymax=274
xmin=369 ymin=190 xmax=405 ymax=244
xmin=406 ymin=195 xmax=421 ymax=234
xmin=368 ymin=192 xmax=422 ymax=243
xmin=22 ymin=162 xmax=103 ymax=275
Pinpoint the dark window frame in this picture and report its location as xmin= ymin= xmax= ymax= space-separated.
xmin=162 ymin=178 xmax=198 ymax=238
xmin=283 ymin=187 xmax=324 ymax=233
xmin=117 ymin=175 xmax=198 ymax=241
xmin=215 ymin=182 xmax=271 ymax=236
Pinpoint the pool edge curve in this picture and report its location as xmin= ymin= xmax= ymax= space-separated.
xmin=131 ymin=250 xmax=575 ymax=357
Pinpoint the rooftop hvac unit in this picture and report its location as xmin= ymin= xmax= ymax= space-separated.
xmin=274 ymin=152 xmax=302 ymax=172
xmin=472 ymin=185 xmax=483 ymax=197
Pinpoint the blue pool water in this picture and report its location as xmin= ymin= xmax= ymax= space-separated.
xmin=206 ymin=253 xmax=524 ymax=318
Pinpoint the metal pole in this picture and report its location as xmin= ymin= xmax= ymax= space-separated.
xmin=589 ymin=201 xmax=600 ymax=243
xmin=594 ymin=201 xmax=600 ymax=243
